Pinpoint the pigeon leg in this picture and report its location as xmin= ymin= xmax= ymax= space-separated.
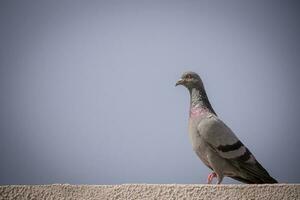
xmin=207 ymin=172 xmax=217 ymax=184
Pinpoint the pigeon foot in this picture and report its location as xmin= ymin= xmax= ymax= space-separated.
xmin=207 ymin=172 xmax=217 ymax=184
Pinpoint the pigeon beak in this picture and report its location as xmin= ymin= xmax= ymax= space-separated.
xmin=175 ymin=79 xmax=185 ymax=86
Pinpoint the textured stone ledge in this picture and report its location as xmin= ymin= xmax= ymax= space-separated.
xmin=0 ymin=184 xmax=299 ymax=200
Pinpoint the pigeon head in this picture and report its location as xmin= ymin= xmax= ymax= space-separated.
xmin=176 ymin=71 xmax=216 ymax=115
xmin=175 ymin=71 xmax=204 ymax=89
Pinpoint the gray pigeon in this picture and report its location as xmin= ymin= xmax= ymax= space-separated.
xmin=176 ymin=71 xmax=277 ymax=184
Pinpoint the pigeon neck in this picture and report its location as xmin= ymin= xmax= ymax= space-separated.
xmin=189 ymin=87 xmax=216 ymax=115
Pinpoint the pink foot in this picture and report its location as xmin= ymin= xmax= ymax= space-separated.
xmin=207 ymin=172 xmax=217 ymax=184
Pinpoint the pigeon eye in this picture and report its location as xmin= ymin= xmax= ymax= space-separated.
xmin=186 ymin=75 xmax=192 ymax=79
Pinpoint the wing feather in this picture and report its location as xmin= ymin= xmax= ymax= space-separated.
xmin=198 ymin=115 xmax=277 ymax=184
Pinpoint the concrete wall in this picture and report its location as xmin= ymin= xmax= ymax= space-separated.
xmin=0 ymin=184 xmax=299 ymax=200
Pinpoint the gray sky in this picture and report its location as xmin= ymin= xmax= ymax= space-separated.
xmin=0 ymin=0 xmax=299 ymax=185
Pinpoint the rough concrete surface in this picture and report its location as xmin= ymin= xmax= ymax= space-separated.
xmin=0 ymin=184 xmax=299 ymax=200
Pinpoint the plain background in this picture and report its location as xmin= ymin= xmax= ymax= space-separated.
xmin=0 ymin=0 xmax=299 ymax=184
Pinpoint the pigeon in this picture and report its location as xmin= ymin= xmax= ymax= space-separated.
xmin=175 ymin=71 xmax=277 ymax=184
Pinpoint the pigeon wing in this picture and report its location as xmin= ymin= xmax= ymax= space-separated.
xmin=198 ymin=115 xmax=277 ymax=184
